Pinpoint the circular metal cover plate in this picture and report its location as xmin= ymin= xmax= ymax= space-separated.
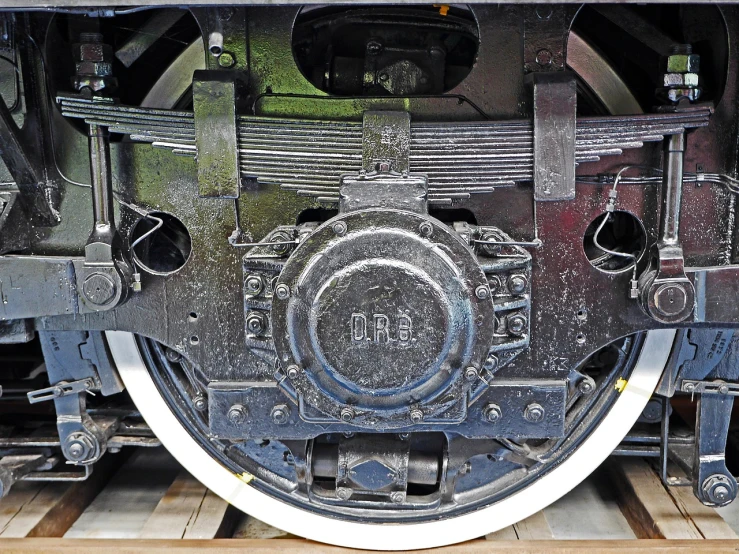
xmin=271 ymin=209 xmax=495 ymax=426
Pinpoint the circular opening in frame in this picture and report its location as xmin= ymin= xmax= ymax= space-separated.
xmin=583 ymin=210 xmax=646 ymax=273
xmin=130 ymin=211 xmax=192 ymax=275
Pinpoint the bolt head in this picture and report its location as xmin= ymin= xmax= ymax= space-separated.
xmin=419 ymin=221 xmax=434 ymax=237
xmin=336 ymin=487 xmax=352 ymax=500
xmin=475 ymin=285 xmax=490 ymax=300
xmin=245 ymin=275 xmax=264 ymax=295
xmin=274 ymin=284 xmax=291 ymax=300
xmin=165 ymin=348 xmax=182 ymax=363
xmin=218 ymin=51 xmax=236 ymax=68
xmin=484 ymin=403 xmax=502 ymax=423
xmin=390 ymin=491 xmax=405 ymax=503
xmin=83 ymin=273 xmax=117 ymax=306
xmin=524 ymin=403 xmax=545 ymax=423
xmin=410 ymin=409 xmax=424 ymax=424
xmin=578 ymin=379 xmax=595 ymax=395
xmin=193 ymin=394 xmax=207 ymax=411
xmin=536 ymin=48 xmax=553 ymax=67
xmin=654 ymin=283 xmax=688 ymax=317
xmin=340 ymin=407 xmax=355 ymax=422
xmin=332 ymin=221 xmax=347 ymax=236
xmin=246 ymin=312 xmax=267 ymax=336
xmin=702 ymin=474 xmax=735 ymax=505
xmin=228 ymin=404 xmax=247 ymax=425
xmin=507 ymin=314 xmax=527 ymax=336
xmin=508 ymin=274 xmax=528 ymax=295
xmin=271 ymin=404 xmax=290 ymax=425
xmin=65 ymin=433 xmax=94 ymax=462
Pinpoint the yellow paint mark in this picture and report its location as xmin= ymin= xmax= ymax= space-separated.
xmin=614 ymin=378 xmax=627 ymax=393
xmin=238 ymin=472 xmax=255 ymax=484
xmin=433 ymin=4 xmax=450 ymax=16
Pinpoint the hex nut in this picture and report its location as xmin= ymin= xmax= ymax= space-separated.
xmin=332 ymin=221 xmax=348 ymax=236
xmin=410 ymin=409 xmax=424 ymax=424
xmin=464 ymin=367 xmax=479 ymax=381
xmin=228 ymin=404 xmax=247 ymax=425
xmin=507 ymin=314 xmax=527 ymax=336
xmin=193 ymin=394 xmax=207 ymax=411
xmin=508 ymin=274 xmax=528 ymax=295
xmin=286 ymin=365 xmax=300 ymax=379
xmin=702 ymin=474 xmax=736 ymax=505
xmin=246 ymin=311 xmax=268 ymax=336
xmin=483 ymin=403 xmax=502 ymax=423
xmin=664 ymin=73 xmax=699 ymax=87
xmin=475 ymin=285 xmax=490 ymax=300
xmin=65 ymin=432 xmax=95 ymax=462
xmin=274 ymin=284 xmax=291 ymax=300
xmin=340 ymin=407 xmax=355 ymax=422
xmin=667 ymin=53 xmax=700 ymax=74
xmin=523 ymin=403 xmax=545 ymax=423
xmin=245 ymin=275 xmax=264 ymax=295
xmin=271 ymin=404 xmax=290 ymax=425
xmin=419 ymin=221 xmax=434 ymax=237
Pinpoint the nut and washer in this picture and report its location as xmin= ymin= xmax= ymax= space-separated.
xmin=245 ymin=275 xmax=264 ymax=295
xmin=418 ymin=221 xmax=434 ymax=237
xmin=702 ymin=474 xmax=736 ymax=505
xmin=507 ymin=314 xmax=527 ymax=336
xmin=245 ymin=311 xmax=268 ymax=336
xmin=286 ymin=365 xmax=301 ymax=379
xmin=228 ymin=404 xmax=247 ymax=425
xmin=65 ymin=432 xmax=95 ymax=462
xmin=332 ymin=221 xmax=348 ymax=236
xmin=274 ymin=284 xmax=291 ymax=300
xmin=523 ymin=403 xmax=545 ymax=423
xmin=271 ymin=404 xmax=290 ymax=425
xmin=464 ymin=367 xmax=479 ymax=381
xmin=578 ymin=378 xmax=595 ymax=395
xmin=483 ymin=403 xmax=502 ymax=423
xmin=340 ymin=407 xmax=355 ymax=422
xmin=508 ymin=274 xmax=528 ymax=295
xmin=409 ymin=409 xmax=424 ymax=424
xmin=193 ymin=394 xmax=207 ymax=411
xmin=83 ymin=273 xmax=117 ymax=306
xmin=475 ymin=285 xmax=490 ymax=300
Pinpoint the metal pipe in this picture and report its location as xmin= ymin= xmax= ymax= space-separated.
xmin=659 ymin=132 xmax=685 ymax=246
xmin=88 ymin=124 xmax=114 ymax=232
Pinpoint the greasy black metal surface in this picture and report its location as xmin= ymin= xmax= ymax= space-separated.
xmin=3 ymin=2 xmax=739 ymax=524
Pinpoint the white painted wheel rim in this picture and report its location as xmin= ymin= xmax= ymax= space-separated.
xmin=107 ymin=329 xmax=675 ymax=550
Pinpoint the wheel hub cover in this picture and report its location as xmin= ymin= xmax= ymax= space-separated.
xmin=271 ymin=209 xmax=495 ymax=428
